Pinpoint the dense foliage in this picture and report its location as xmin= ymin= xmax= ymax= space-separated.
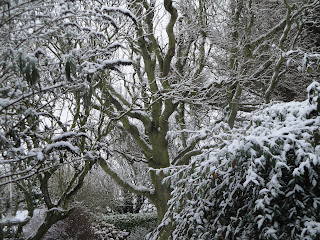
xmin=95 ymin=212 xmax=157 ymax=231
xmin=150 ymin=82 xmax=320 ymax=239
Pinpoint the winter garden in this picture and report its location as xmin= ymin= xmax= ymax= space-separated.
xmin=0 ymin=0 xmax=320 ymax=239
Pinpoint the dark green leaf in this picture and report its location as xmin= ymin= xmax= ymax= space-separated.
xmin=18 ymin=55 xmax=25 ymax=73
xmin=271 ymin=158 xmax=276 ymax=168
xmin=25 ymin=62 xmax=31 ymax=84
xmin=31 ymin=61 xmax=40 ymax=84
xmin=65 ymin=61 xmax=76 ymax=81
xmin=25 ymin=60 xmax=39 ymax=86
xmin=71 ymin=62 xmax=76 ymax=76
xmin=65 ymin=61 xmax=71 ymax=81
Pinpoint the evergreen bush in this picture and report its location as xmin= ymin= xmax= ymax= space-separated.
xmin=150 ymin=82 xmax=320 ymax=240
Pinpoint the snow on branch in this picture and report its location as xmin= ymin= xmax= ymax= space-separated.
xmin=171 ymin=129 xmax=209 ymax=165
xmin=0 ymin=215 xmax=31 ymax=227
xmin=53 ymin=131 xmax=90 ymax=142
xmin=102 ymin=59 xmax=133 ymax=68
xmin=99 ymin=157 xmax=154 ymax=198
xmin=44 ymin=141 xmax=80 ymax=155
xmin=101 ymin=7 xmax=137 ymax=25
xmin=82 ymin=59 xmax=132 ymax=74
xmin=0 ymin=82 xmax=65 ymax=113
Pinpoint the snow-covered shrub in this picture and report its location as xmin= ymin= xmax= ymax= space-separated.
xmin=92 ymin=223 xmax=130 ymax=240
xmin=150 ymin=82 xmax=320 ymax=240
xmin=128 ymin=226 xmax=152 ymax=240
xmin=95 ymin=212 xmax=157 ymax=231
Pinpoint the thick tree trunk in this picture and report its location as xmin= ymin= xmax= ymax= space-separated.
xmin=149 ymin=172 xmax=171 ymax=221
xmin=148 ymin=171 xmax=173 ymax=240
xmin=147 ymin=132 xmax=173 ymax=239
xmin=27 ymin=209 xmax=71 ymax=240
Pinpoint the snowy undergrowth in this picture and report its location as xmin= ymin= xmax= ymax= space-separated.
xmin=94 ymin=212 xmax=157 ymax=240
xmin=95 ymin=212 xmax=157 ymax=232
xmin=150 ymin=82 xmax=320 ymax=240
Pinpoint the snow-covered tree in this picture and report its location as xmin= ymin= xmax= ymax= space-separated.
xmin=0 ymin=0 xmax=135 ymax=238
xmin=90 ymin=2 xmax=222 ymax=238
xmin=220 ymin=0 xmax=320 ymax=127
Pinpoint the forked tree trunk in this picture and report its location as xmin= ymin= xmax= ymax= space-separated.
xmin=27 ymin=209 xmax=72 ymax=240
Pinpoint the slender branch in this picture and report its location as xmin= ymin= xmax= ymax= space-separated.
xmin=120 ymin=116 xmax=152 ymax=157
xmin=172 ymin=131 xmax=208 ymax=165
xmin=106 ymin=84 xmax=152 ymax=126
xmin=99 ymin=157 xmax=153 ymax=198
xmin=113 ymin=150 xmax=148 ymax=163
xmin=228 ymin=82 xmax=242 ymax=128
xmin=58 ymin=161 xmax=94 ymax=207
xmin=265 ymin=0 xmax=293 ymax=103
xmin=0 ymin=82 xmax=65 ymax=113
xmin=162 ymin=0 xmax=178 ymax=80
